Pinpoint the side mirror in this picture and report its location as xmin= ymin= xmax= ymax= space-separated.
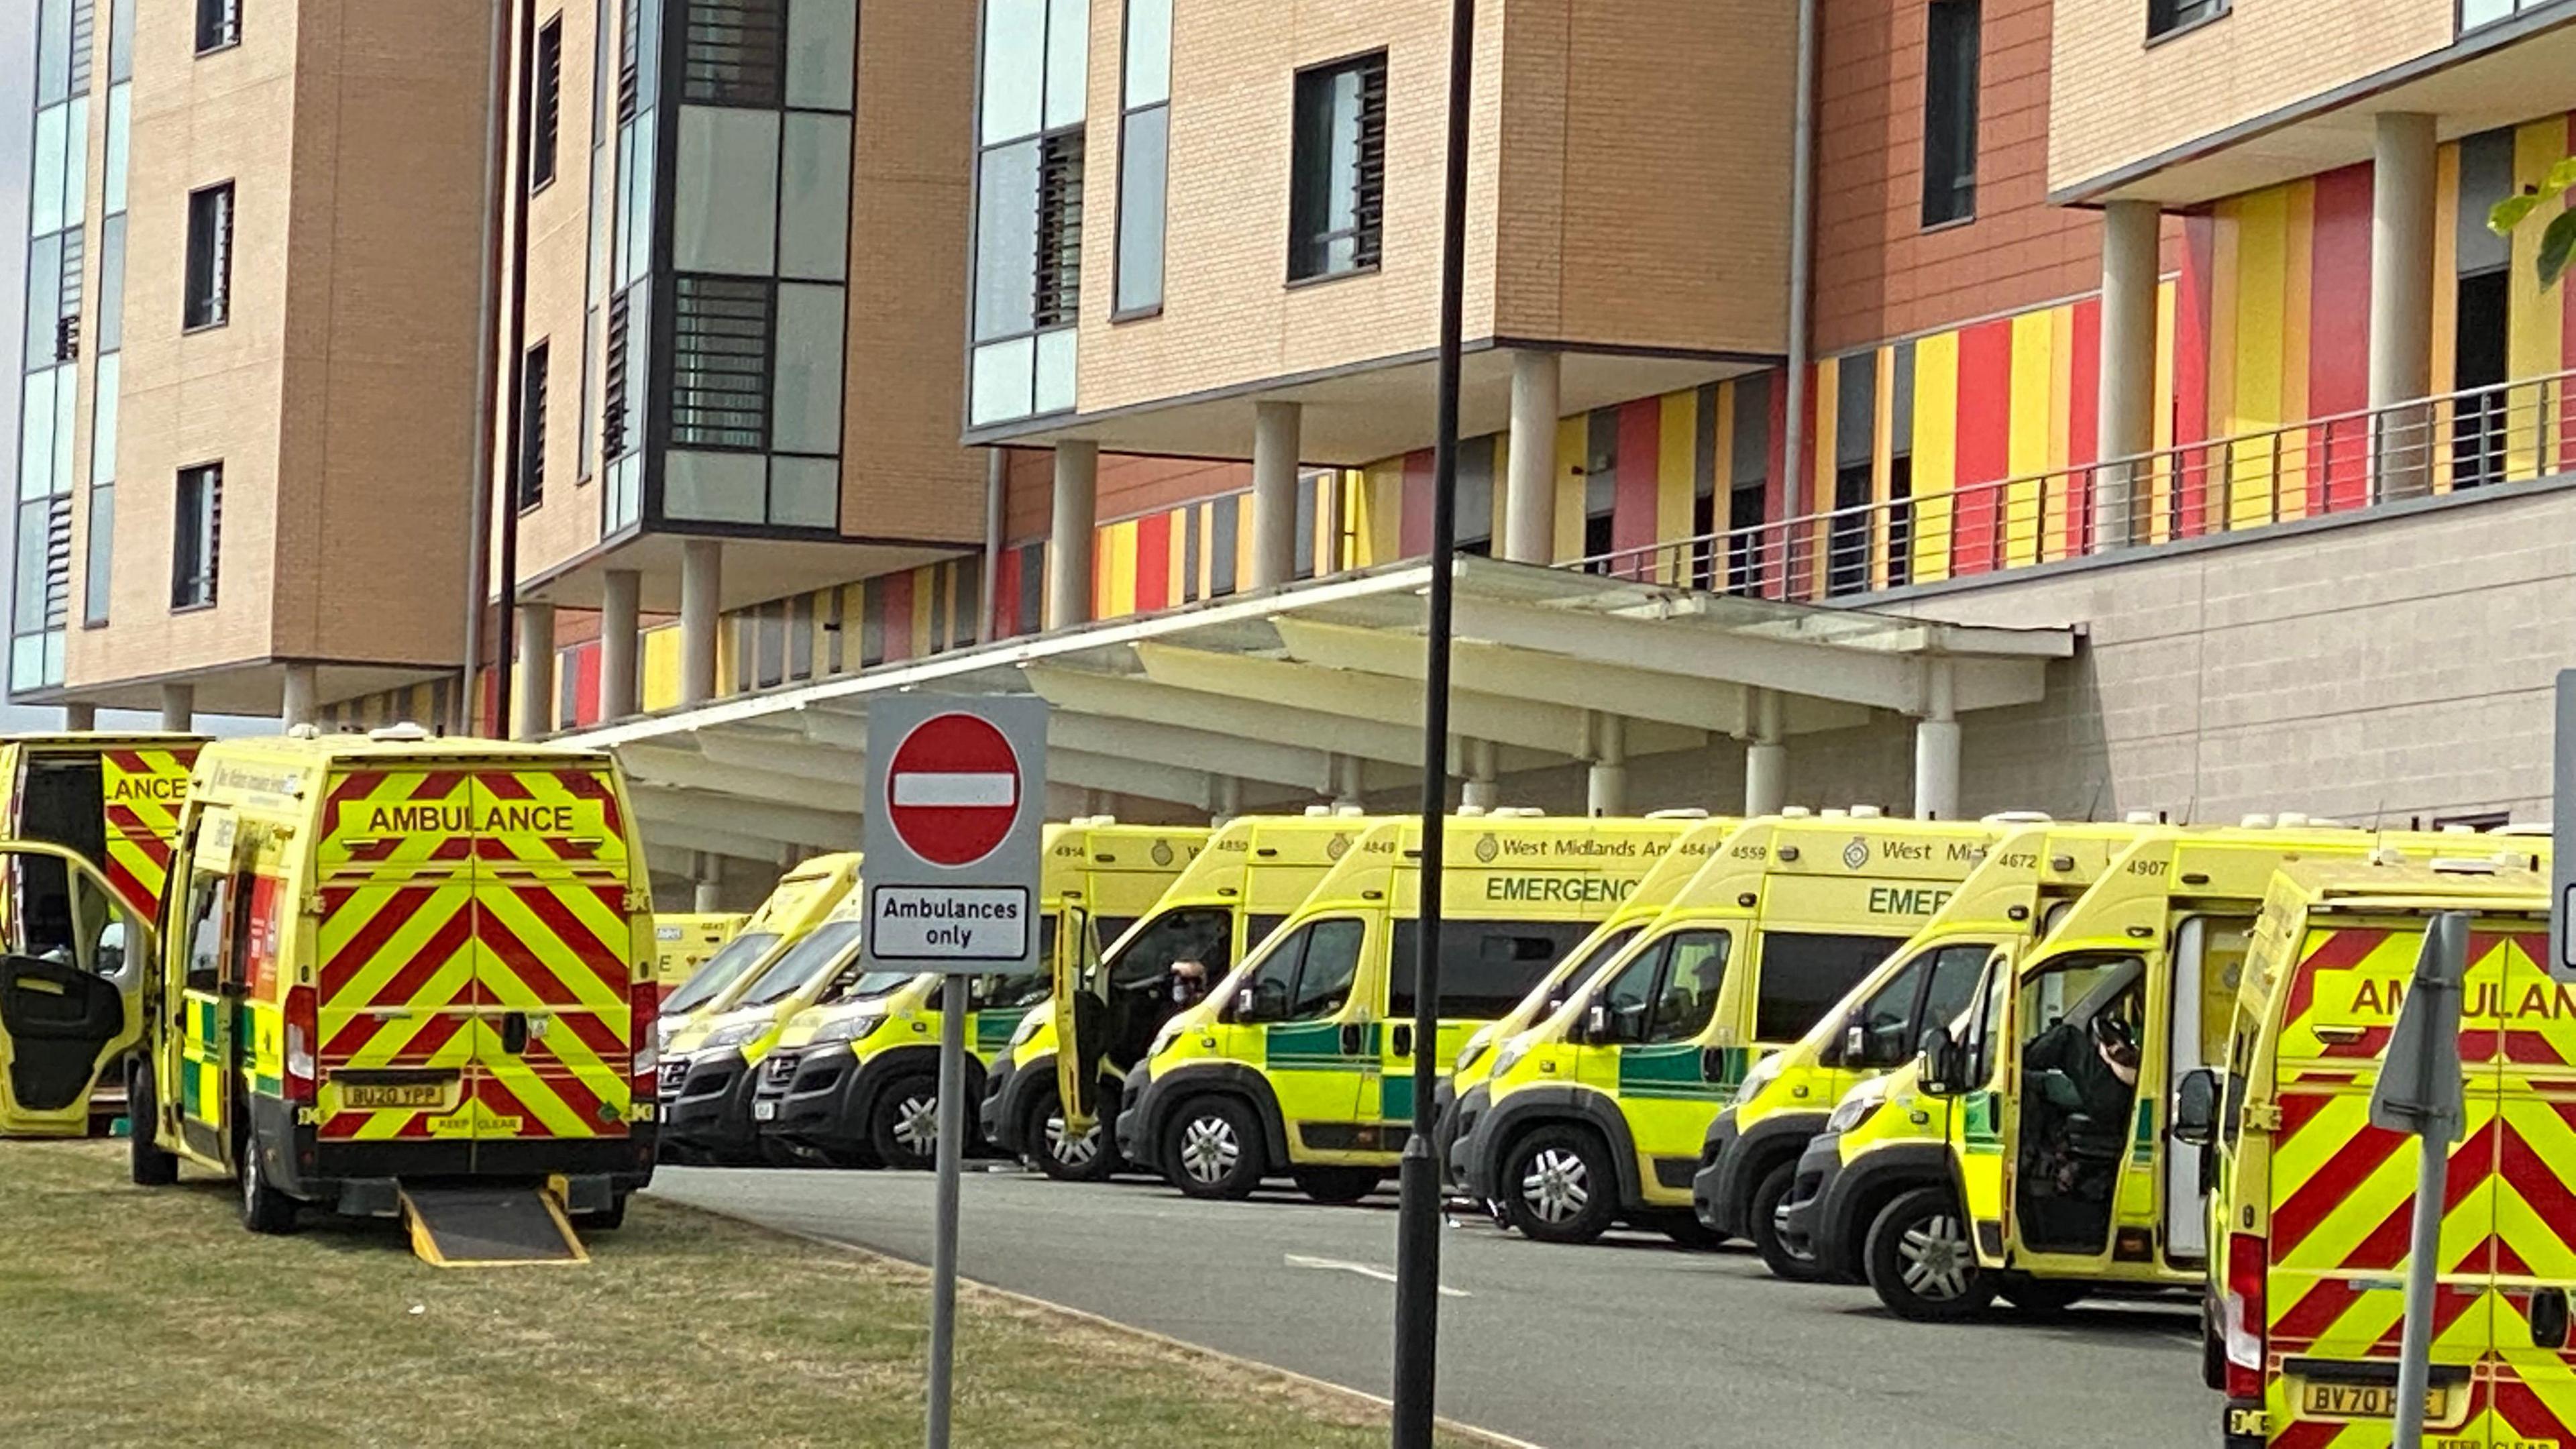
xmin=1586 ymin=1002 xmax=1610 ymax=1044
xmin=1843 ymin=1020 xmax=1868 ymax=1065
xmin=1917 ymin=1025 xmax=1962 ymax=1098
xmin=1232 ymin=985 xmax=1256 ymax=1021
xmin=2171 ymin=1067 xmax=2220 ymax=1148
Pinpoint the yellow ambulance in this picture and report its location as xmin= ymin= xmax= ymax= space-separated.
xmin=0 ymin=732 xmax=204 ymax=919
xmin=1118 ymin=813 xmax=1681 ymax=1203
xmin=0 ymin=841 xmax=155 ymax=1138
xmin=1451 ymin=811 xmax=2001 ymax=1244
xmin=1803 ymin=824 xmax=2546 ymax=1322
xmin=659 ymin=877 xmax=867 ymax=1163
xmin=754 ymin=820 xmax=1202 ymax=1169
xmin=651 ymin=912 xmax=747 ymax=988
xmin=127 ymin=731 xmax=657 ymax=1235
xmin=651 ymin=850 xmax=859 ymax=1094
xmin=1697 ymin=818 xmax=2144 ymax=1277
xmin=2190 ymin=858 xmax=2566 ymax=1448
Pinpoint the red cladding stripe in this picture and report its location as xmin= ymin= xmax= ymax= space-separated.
xmin=2068 ymin=297 xmax=2102 ymax=553
xmin=476 ymin=1074 xmax=549 ymax=1137
xmin=2498 ymin=1125 xmax=2576 ymax=1254
xmin=1400 ymin=449 xmax=1435 ymax=557
xmin=1613 ymin=398 xmax=1660 ymax=557
xmin=2275 ymin=1091 xmax=2335 ymax=1150
xmin=2267 ymin=1276 xmax=2363 ymax=1348
xmin=2308 ymin=162 xmax=2374 ymax=514
xmin=1951 ymin=319 xmax=2015 ymax=576
xmin=2282 ymin=929 xmax=2390 ymax=1028
xmin=1134 ymin=511 xmax=1171 ymax=613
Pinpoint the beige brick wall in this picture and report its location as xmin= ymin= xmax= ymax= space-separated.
xmin=513 ymin=0 xmax=612 ymax=584
xmin=2051 ymin=0 xmax=2452 ymax=198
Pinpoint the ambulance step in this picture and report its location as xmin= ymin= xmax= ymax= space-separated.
xmin=398 ymin=1185 xmax=589 ymax=1268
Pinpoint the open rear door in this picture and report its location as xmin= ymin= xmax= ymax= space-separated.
xmin=1055 ymin=911 xmax=1102 ymax=1131
xmin=0 ymin=847 xmax=148 ymax=1134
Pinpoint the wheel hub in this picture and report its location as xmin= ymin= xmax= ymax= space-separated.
xmin=893 ymin=1093 xmax=939 ymax=1154
xmin=1179 ymin=1115 xmax=1239 ymax=1183
xmin=1520 ymin=1147 xmax=1590 ymax=1224
xmin=1044 ymin=1112 xmax=1097 ymax=1166
xmin=1897 ymin=1211 xmax=1976 ymax=1301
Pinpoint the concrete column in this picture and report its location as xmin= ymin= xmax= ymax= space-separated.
xmin=1330 ymin=755 xmax=1366 ymax=810
xmin=1743 ymin=688 xmax=1787 ymax=816
xmin=1212 ymin=775 xmax=1245 ymax=825
xmin=514 ymin=603 xmax=557 ymax=739
xmin=1460 ymin=738 xmax=1501 ymax=811
xmin=160 ymin=684 xmax=195 ymax=733
xmin=1586 ymin=715 xmax=1628 ymax=817
xmin=599 ymin=568 xmax=641 ymax=720
xmin=280 ymin=663 xmax=318 ymax=729
xmin=1913 ymin=659 xmax=1961 ymax=821
xmin=692 ymin=853 xmax=722 ymax=913
xmin=1047 ymin=441 xmax=1099 ymax=631
xmin=2371 ymin=112 xmax=2438 ymax=500
xmin=2096 ymin=200 xmax=2160 ymax=551
xmin=680 ymin=538 xmax=722 ymax=706
xmin=1503 ymin=351 xmax=1561 ymax=564
xmin=1250 ymin=401 xmax=1302 ymax=588
xmin=62 ymin=702 xmax=95 ymax=731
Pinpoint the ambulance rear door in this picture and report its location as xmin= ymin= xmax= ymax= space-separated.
xmin=0 ymin=845 xmax=149 ymax=1134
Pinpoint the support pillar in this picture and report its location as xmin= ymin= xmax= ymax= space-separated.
xmin=1212 ymin=775 xmax=1245 ymax=825
xmin=280 ymin=663 xmax=318 ymax=729
xmin=600 ymin=568 xmax=641 ymax=720
xmin=1586 ymin=715 xmax=1628 ymax=817
xmin=514 ymin=602 xmax=556 ymax=739
xmin=1460 ymin=739 xmax=1501 ymax=811
xmin=1330 ymin=755 xmax=1366 ymax=810
xmin=2096 ymin=200 xmax=2160 ymax=551
xmin=1743 ymin=688 xmax=1786 ymax=816
xmin=1047 ymin=441 xmax=1098 ymax=631
xmin=680 ymin=538 xmax=721 ymax=706
xmin=1913 ymin=659 xmax=1960 ymax=821
xmin=2371 ymin=112 xmax=2438 ymax=500
xmin=160 ymin=684 xmax=195 ymax=733
xmin=1250 ymin=401 xmax=1302 ymax=589
xmin=1503 ymin=352 xmax=1560 ymax=563
xmin=62 ymin=702 xmax=95 ymax=731
xmin=692 ymin=853 xmax=722 ymax=913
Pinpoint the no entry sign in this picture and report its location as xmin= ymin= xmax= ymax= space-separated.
xmin=860 ymin=694 xmax=1048 ymax=975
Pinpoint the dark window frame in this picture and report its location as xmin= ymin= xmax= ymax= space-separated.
xmin=182 ymin=182 xmax=235 ymax=331
xmin=2145 ymin=0 xmax=2230 ymax=44
xmin=170 ymin=461 xmax=222 ymax=612
xmin=1112 ymin=0 xmax=1172 ymax=321
xmin=1285 ymin=48 xmax=1388 ymax=286
xmin=1919 ymin=0 xmax=1981 ymax=229
xmin=193 ymin=0 xmax=241 ymax=56
xmin=520 ymin=339 xmax=551 ymax=512
xmin=531 ymin=15 xmax=564 ymax=192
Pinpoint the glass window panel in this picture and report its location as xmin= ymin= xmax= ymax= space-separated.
xmin=89 ymin=353 xmax=118 ymax=487
xmin=1033 ymin=326 xmax=1077 ymax=415
xmin=969 ymin=337 xmax=1035 ymax=427
xmin=17 ymin=500 xmax=50 ymax=630
xmin=767 ymin=455 xmax=837 ymax=528
xmin=59 ymin=97 xmax=87 ymax=225
xmin=83 ymin=484 xmax=111 ymax=625
xmin=21 ymin=372 xmax=56 ymax=502
xmin=25 ymin=232 xmax=62 ymax=370
xmin=619 ymin=113 xmax=658 ymax=286
xmin=973 ymin=140 xmax=1039 ymax=339
xmin=111 ymin=0 xmax=136 ymax=82
xmin=1043 ymin=0 xmax=1090 ymax=131
xmin=1123 ymin=0 xmax=1170 ymax=107
xmin=51 ymin=364 xmax=76 ymax=495
xmin=1115 ymin=106 xmax=1166 ymax=313
xmin=777 ymin=113 xmax=852 ymax=281
xmin=104 ymin=87 xmax=131 ymax=215
xmin=674 ymin=107 xmax=781 ymax=274
xmin=11 ymin=635 xmax=44 ymax=693
xmin=786 ymin=0 xmax=858 ymax=110
xmin=96 ymin=213 xmax=125 ymax=354
xmin=42 ymin=630 xmax=62 ymax=688
xmin=30 ymin=107 xmax=67 ymax=237
xmin=2461 ymin=0 xmax=2513 ymax=25
xmin=980 ymin=0 xmax=1046 ymax=144
xmin=660 ymin=449 xmax=767 ymax=523
xmin=37 ymin=0 xmax=70 ymax=107
xmin=771 ymin=282 xmax=845 ymax=453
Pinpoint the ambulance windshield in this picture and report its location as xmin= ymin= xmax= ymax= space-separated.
xmin=666 ymin=930 xmax=780 ymax=1014
xmin=737 ymin=920 xmax=865 ymax=1009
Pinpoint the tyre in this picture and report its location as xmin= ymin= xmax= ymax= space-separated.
xmin=2201 ymin=1307 xmax=2227 ymax=1391
xmin=759 ymin=1139 xmax=809 ymax=1169
xmin=1864 ymin=1185 xmax=1992 ymax=1322
xmin=1030 ymin=1087 xmax=1118 ymax=1183
xmin=127 ymin=1062 xmax=177 ymax=1187
xmin=868 ymin=1073 xmax=943 ymax=1171
xmin=582 ymin=1193 xmax=629 ymax=1232
xmin=1497 ymin=1124 xmax=1618 ymax=1244
xmin=1292 ymin=1167 xmax=1382 ymax=1204
xmin=1749 ymin=1159 xmax=1825 ymax=1282
xmin=1161 ymin=1095 xmax=1264 ymax=1200
xmin=237 ymin=1128 xmax=299 ymax=1236
xmin=1999 ymin=1276 xmax=2089 ymax=1318
xmin=1656 ymin=1211 xmax=1724 ymax=1251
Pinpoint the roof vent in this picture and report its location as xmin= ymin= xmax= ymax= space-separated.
xmin=1779 ymin=806 xmax=1813 ymax=818
xmin=1335 ymin=804 xmax=1367 ymax=817
xmin=1647 ymin=808 xmax=1710 ymax=820
xmin=2239 ymin=814 xmax=2276 ymax=830
xmin=1493 ymin=806 xmax=1546 ymax=818
xmin=1848 ymin=804 xmax=1883 ymax=820
xmin=1984 ymin=810 xmax=2051 ymax=824
xmin=2275 ymin=812 xmax=2311 ymax=828
xmin=366 ymin=722 xmax=430 ymax=742
xmin=1304 ymin=805 xmax=1333 ymax=818
xmin=1819 ymin=808 xmax=1847 ymax=820
xmin=1455 ymin=806 xmax=1488 ymax=818
xmin=2123 ymin=810 xmax=2164 ymax=825
xmin=288 ymin=723 xmax=323 ymax=740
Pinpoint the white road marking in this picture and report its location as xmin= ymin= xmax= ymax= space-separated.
xmin=1285 ymin=1252 xmax=1470 ymax=1298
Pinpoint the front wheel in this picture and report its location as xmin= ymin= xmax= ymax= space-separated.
xmin=1749 ymin=1159 xmax=1824 ymax=1282
xmin=237 ymin=1129 xmax=299 ymax=1236
xmin=1292 ymin=1167 xmax=1383 ymax=1204
xmin=1864 ymin=1185 xmax=1992 ymax=1322
xmin=1162 ymin=1095 xmax=1263 ymax=1200
xmin=869 ymin=1074 xmax=943 ymax=1171
xmin=127 ymin=1062 xmax=177 ymax=1187
xmin=1498 ymin=1124 xmax=1618 ymax=1244
xmin=1032 ymin=1086 xmax=1119 ymax=1183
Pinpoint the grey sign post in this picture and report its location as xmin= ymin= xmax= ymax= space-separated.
xmin=2554 ymin=672 xmax=2576 ymax=983
xmin=859 ymin=694 xmax=1049 ymax=1449
xmin=2366 ymin=910 xmax=2471 ymax=1449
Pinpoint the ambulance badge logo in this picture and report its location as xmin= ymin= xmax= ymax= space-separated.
xmin=1475 ymin=835 xmax=1499 ymax=864
xmin=1842 ymin=837 xmax=1870 ymax=871
xmin=1327 ymin=834 xmax=1350 ymax=861
xmin=1151 ymin=839 xmax=1174 ymax=867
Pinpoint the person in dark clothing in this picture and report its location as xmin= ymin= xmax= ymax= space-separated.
xmin=2017 ymin=983 xmax=2144 ymax=1253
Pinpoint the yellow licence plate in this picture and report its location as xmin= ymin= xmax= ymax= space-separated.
xmin=2300 ymin=1382 xmax=2447 ymax=1420
xmin=341 ymin=1083 xmax=444 ymax=1110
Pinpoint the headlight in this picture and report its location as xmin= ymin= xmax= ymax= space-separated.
xmin=1827 ymin=1082 xmax=1890 ymax=1134
xmin=1009 ymin=1011 xmax=1046 ymax=1048
xmin=813 ymin=1014 xmax=885 ymax=1046
xmin=1455 ymin=1026 xmax=1493 ymax=1075
xmin=1148 ymin=1022 xmax=1182 ymax=1061
xmin=702 ymin=1022 xmax=765 ymax=1051
xmin=1731 ymin=1053 xmax=1786 ymax=1108
xmin=1489 ymin=1038 xmax=1531 ymax=1080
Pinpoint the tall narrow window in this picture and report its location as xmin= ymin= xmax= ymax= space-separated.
xmin=183 ymin=182 xmax=233 ymax=329
xmin=1034 ymin=136 xmax=1086 ymax=327
xmin=681 ymin=0 xmax=786 ymax=106
xmin=1114 ymin=0 xmax=1171 ymax=316
xmin=2145 ymin=0 xmax=2226 ymax=39
xmin=1921 ymin=1 xmax=1980 ymax=227
xmin=669 ymin=277 xmax=773 ymax=449
xmin=1287 ymin=51 xmax=1387 ymax=282
xmin=532 ymin=17 xmax=564 ymax=191
xmin=969 ymin=0 xmax=1089 ymax=426
xmin=520 ymin=341 xmax=551 ymax=509
xmin=195 ymin=0 xmax=239 ymax=53
xmin=172 ymin=464 xmax=221 ymax=610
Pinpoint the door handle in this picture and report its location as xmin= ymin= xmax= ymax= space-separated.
xmin=1391 ymin=1024 xmax=1413 ymax=1058
xmin=500 ymin=1011 xmax=529 ymax=1056
xmin=2534 ymin=1288 xmax=2570 ymax=1350
xmin=1339 ymin=1022 xmax=1363 ymax=1056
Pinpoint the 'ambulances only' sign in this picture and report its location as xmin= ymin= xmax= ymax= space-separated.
xmin=859 ymin=695 xmax=1047 ymax=975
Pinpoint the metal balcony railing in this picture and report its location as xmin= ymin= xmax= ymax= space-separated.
xmin=1566 ymin=370 xmax=2576 ymax=600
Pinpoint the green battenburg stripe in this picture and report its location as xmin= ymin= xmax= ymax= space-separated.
xmin=974 ymin=1010 xmax=1025 ymax=1054
xmin=1615 ymin=1043 xmax=1746 ymax=1100
xmin=1381 ymin=1074 xmax=1414 ymax=1125
xmin=1962 ymin=1091 xmax=2002 ymax=1154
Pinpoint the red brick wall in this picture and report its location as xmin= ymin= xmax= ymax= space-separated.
xmin=1002 ymin=449 xmax=1254 ymax=544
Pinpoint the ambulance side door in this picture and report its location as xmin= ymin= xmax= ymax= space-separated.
xmin=0 ymin=849 xmax=145 ymax=1132
xmin=1575 ymin=927 xmax=1733 ymax=1189
xmin=1224 ymin=916 xmax=1366 ymax=1153
xmin=168 ymin=813 xmax=245 ymax=1162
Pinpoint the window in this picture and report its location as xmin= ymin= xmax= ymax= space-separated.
xmin=172 ymin=463 xmax=221 ymax=609
xmin=183 ymin=183 xmax=234 ymax=329
xmin=1752 ymin=931 xmax=1907 ymax=1043
xmin=1828 ymin=462 xmax=1872 ymax=596
xmin=602 ymin=292 xmax=633 ymax=456
xmin=180 ymin=866 xmax=235 ymax=993
xmin=519 ymin=341 xmax=550 ymax=509
xmin=1388 ymin=919 xmax=1595 ymax=1020
xmin=669 ymin=276 xmax=772 ymax=448
xmin=1287 ymin=51 xmax=1387 ymax=282
xmin=1035 ymin=134 xmax=1086 ymax=327
xmin=1114 ymin=0 xmax=1171 ymax=315
xmin=532 ymin=17 xmax=563 ymax=191
xmin=1841 ymin=942 xmax=1992 ymax=1068
xmin=681 ymin=0 xmax=786 ymax=107
xmin=2145 ymin=0 xmax=2226 ymax=39
xmin=1102 ymin=906 xmax=1234 ymax=990
xmin=1234 ymin=917 xmax=1364 ymax=1024
xmin=1539 ymin=923 xmax=1642 ymax=1016
xmin=195 ymin=0 xmax=239 ymax=54
xmin=1919 ymin=0 xmax=1980 ymax=227
xmin=1592 ymin=929 xmax=1732 ymax=1046
xmin=970 ymin=0 xmax=1089 ymax=426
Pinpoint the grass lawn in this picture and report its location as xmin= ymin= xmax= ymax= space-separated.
xmin=0 ymin=1142 xmax=1472 ymax=1448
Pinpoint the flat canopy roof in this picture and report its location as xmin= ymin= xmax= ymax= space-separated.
xmin=561 ymin=557 xmax=2075 ymax=866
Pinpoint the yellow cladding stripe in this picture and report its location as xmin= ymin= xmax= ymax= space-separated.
xmin=1656 ymin=389 xmax=1697 ymax=584
xmin=1911 ymin=331 xmax=1959 ymax=584
xmin=1871 ymin=347 xmax=1895 ymax=588
xmin=2005 ymin=309 xmax=2051 ymax=566
xmin=1553 ymin=416 xmax=1585 ymax=564
xmin=2511 ymin=119 xmax=2567 ymax=480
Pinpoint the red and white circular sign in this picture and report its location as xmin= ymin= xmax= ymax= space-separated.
xmin=885 ymin=712 xmax=1024 ymax=867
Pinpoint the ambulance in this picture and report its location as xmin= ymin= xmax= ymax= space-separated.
xmin=737 ymin=820 xmax=1199 ymax=1169
xmin=1117 ymin=813 xmax=1682 ymax=1204
xmin=652 ymin=849 xmax=859 ymax=1104
xmin=1801 ymin=824 xmax=2546 ymax=1322
xmin=651 ymin=912 xmax=747 ymax=988
xmin=2193 ymin=858 xmax=2568 ymax=1448
xmin=0 ymin=841 xmax=155 ymax=1138
xmin=1452 ymin=811 xmax=2002 ymax=1245
xmin=1695 ymin=818 xmax=2144 ymax=1277
xmin=659 ymin=877 xmax=867 ymax=1163
xmin=981 ymin=811 xmax=1380 ymax=1181
xmin=127 ymin=730 xmax=658 ymax=1236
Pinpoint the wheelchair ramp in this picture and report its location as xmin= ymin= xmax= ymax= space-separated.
xmin=399 ymin=1185 xmax=588 ymax=1268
